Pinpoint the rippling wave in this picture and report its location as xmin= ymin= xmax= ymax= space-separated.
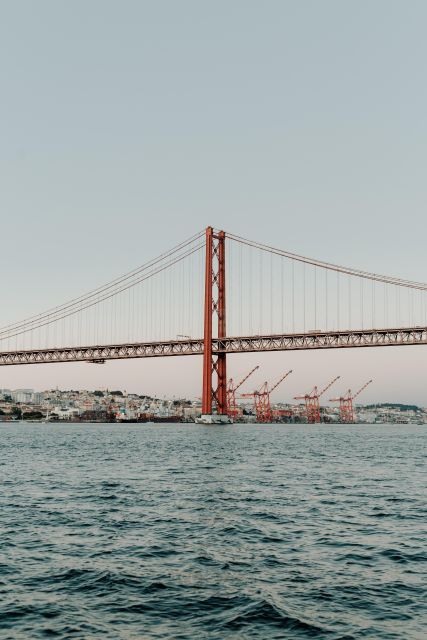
xmin=0 ymin=423 xmax=425 ymax=638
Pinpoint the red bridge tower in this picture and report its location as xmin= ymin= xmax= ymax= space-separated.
xmin=202 ymin=227 xmax=228 ymax=419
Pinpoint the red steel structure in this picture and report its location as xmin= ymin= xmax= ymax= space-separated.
xmin=2 ymin=225 xmax=427 ymax=430
xmin=226 ymin=365 xmax=259 ymax=418
xmin=330 ymin=379 xmax=373 ymax=423
xmin=202 ymin=227 xmax=227 ymax=416
xmin=294 ymin=376 xmax=340 ymax=423
xmin=3 ymin=327 xmax=427 ymax=367
xmin=242 ymin=370 xmax=293 ymax=423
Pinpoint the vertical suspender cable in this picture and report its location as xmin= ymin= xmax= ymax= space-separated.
xmin=325 ymin=268 xmax=328 ymax=331
xmin=248 ymin=242 xmax=252 ymax=336
xmin=281 ymin=257 xmax=284 ymax=332
xmin=270 ymin=252 xmax=273 ymax=334
xmin=314 ymin=265 xmax=317 ymax=330
xmin=259 ymin=248 xmax=263 ymax=335
xmin=292 ymin=260 xmax=295 ymax=333
xmin=337 ymin=271 xmax=340 ymax=330
xmin=302 ymin=262 xmax=305 ymax=332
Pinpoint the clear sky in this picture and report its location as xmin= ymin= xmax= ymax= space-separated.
xmin=1 ymin=1 xmax=426 ymax=404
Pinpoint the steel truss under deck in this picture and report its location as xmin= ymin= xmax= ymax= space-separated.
xmin=1 ymin=326 xmax=426 ymax=366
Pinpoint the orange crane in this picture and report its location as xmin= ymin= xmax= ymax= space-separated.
xmin=330 ymin=379 xmax=373 ymax=423
xmin=226 ymin=366 xmax=259 ymax=418
xmin=241 ymin=370 xmax=293 ymax=423
xmin=294 ymin=376 xmax=340 ymax=423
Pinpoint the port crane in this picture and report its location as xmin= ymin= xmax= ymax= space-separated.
xmin=330 ymin=379 xmax=373 ymax=423
xmin=294 ymin=376 xmax=340 ymax=423
xmin=241 ymin=370 xmax=293 ymax=423
xmin=226 ymin=366 xmax=259 ymax=418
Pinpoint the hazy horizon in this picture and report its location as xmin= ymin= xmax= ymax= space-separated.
xmin=1 ymin=1 xmax=427 ymax=404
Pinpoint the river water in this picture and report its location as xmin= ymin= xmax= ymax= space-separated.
xmin=0 ymin=423 xmax=425 ymax=639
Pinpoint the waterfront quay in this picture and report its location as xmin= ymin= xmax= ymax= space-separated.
xmin=0 ymin=388 xmax=426 ymax=425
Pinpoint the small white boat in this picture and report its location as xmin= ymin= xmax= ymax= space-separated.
xmin=195 ymin=414 xmax=233 ymax=425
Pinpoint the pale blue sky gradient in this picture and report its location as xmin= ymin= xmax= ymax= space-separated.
xmin=1 ymin=1 xmax=427 ymax=403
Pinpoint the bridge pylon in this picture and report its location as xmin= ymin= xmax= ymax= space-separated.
xmin=201 ymin=226 xmax=228 ymax=420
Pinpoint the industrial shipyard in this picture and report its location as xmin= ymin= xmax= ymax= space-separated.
xmin=1 ymin=384 xmax=426 ymax=425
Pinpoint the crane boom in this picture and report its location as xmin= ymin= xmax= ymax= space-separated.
xmin=352 ymin=379 xmax=372 ymax=400
xmin=235 ymin=365 xmax=259 ymax=392
xmin=319 ymin=376 xmax=340 ymax=397
xmin=270 ymin=370 xmax=293 ymax=394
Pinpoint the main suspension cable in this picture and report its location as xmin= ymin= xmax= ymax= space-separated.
xmin=1 ymin=242 xmax=204 ymax=342
xmin=227 ymin=232 xmax=427 ymax=291
xmin=0 ymin=230 xmax=204 ymax=336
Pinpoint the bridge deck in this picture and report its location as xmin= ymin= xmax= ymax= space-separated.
xmin=0 ymin=326 xmax=426 ymax=365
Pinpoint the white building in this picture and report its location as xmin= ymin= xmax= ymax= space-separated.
xmin=12 ymin=389 xmax=34 ymax=403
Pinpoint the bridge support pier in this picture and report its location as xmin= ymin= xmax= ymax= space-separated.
xmin=202 ymin=227 xmax=228 ymax=420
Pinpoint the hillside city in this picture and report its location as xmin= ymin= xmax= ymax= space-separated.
xmin=0 ymin=388 xmax=426 ymax=425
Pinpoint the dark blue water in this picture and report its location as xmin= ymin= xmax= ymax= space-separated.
xmin=0 ymin=423 xmax=425 ymax=639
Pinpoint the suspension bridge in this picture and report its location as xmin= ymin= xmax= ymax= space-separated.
xmin=1 ymin=227 xmax=427 ymax=419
